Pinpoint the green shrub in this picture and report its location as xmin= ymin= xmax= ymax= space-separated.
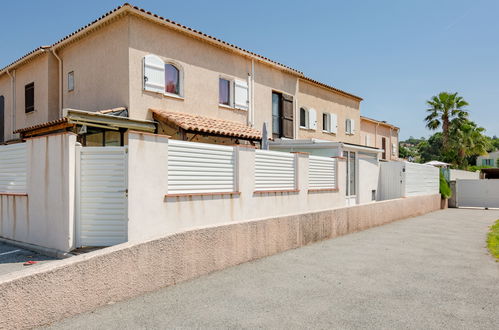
xmin=439 ymin=172 xmax=452 ymax=199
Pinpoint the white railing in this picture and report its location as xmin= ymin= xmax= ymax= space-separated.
xmin=308 ymin=156 xmax=337 ymax=190
xmin=254 ymin=149 xmax=296 ymax=191
xmin=0 ymin=143 xmax=27 ymax=193
xmin=167 ymin=140 xmax=236 ymax=194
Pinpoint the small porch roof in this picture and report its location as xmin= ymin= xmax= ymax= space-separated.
xmin=270 ymin=138 xmax=383 ymax=154
xmin=150 ymin=108 xmax=262 ymax=141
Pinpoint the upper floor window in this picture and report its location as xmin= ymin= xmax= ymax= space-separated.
xmin=219 ymin=78 xmax=231 ymax=106
xmin=272 ymin=92 xmax=294 ymax=139
xmin=25 ymin=83 xmax=35 ymax=113
xmin=299 ymin=107 xmax=317 ymax=130
xmin=165 ymin=63 xmax=180 ymax=95
xmin=143 ymin=54 xmax=183 ymax=97
xmin=345 ymin=118 xmax=355 ymax=135
xmin=322 ymin=113 xmax=337 ymax=134
xmin=68 ymin=71 xmax=75 ymax=92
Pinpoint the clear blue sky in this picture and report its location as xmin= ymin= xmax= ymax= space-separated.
xmin=1 ymin=0 xmax=498 ymax=139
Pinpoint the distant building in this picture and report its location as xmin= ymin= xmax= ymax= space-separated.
xmin=476 ymin=151 xmax=499 ymax=167
xmin=360 ymin=116 xmax=399 ymax=161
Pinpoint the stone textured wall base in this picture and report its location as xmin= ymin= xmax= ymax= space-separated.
xmin=0 ymin=194 xmax=441 ymax=329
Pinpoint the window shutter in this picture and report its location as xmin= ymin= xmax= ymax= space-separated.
xmin=329 ymin=113 xmax=337 ymax=133
xmin=143 ymin=55 xmax=165 ymax=93
xmin=234 ymin=79 xmax=249 ymax=110
xmin=392 ymin=143 xmax=396 ymax=155
xmin=282 ymin=94 xmax=294 ymax=138
xmin=350 ymin=119 xmax=355 ymax=134
xmin=308 ymin=108 xmax=317 ymax=130
xmin=345 ymin=119 xmax=351 ymax=134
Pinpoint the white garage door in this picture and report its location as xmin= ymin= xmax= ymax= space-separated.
xmin=76 ymin=147 xmax=128 ymax=247
xmin=456 ymin=179 xmax=499 ymax=208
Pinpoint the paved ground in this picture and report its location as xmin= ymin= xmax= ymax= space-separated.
xmin=47 ymin=209 xmax=499 ymax=329
xmin=0 ymin=242 xmax=55 ymax=276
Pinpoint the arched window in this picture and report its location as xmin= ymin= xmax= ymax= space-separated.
xmin=165 ymin=63 xmax=180 ymax=95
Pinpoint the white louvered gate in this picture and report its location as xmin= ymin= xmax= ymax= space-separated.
xmin=76 ymin=147 xmax=128 ymax=247
xmin=167 ymin=140 xmax=236 ymax=194
xmin=255 ymin=150 xmax=296 ymax=191
xmin=0 ymin=143 xmax=27 ymax=193
xmin=309 ymin=156 xmax=337 ymax=190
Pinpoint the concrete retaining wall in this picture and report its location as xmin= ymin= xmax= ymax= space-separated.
xmin=0 ymin=193 xmax=440 ymax=330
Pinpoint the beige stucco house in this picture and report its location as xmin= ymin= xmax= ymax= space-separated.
xmin=360 ymin=116 xmax=399 ymax=161
xmin=0 ymin=3 xmax=363 ymax=147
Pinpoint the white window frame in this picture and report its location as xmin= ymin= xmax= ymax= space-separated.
xmin=164 ymin=61 xmax=184 ymax=98
xmin=67 ymin=71 xmax=74 ymax=92
xmin=322 ymin=113 xmax=330 ymax=132
xmin=300 ymin=107 xmax=309 ymax=129
xmin=218 ymin=76 xmax=234 ymax=108
xmin=345 ymin=119 xmax=355 ymax=135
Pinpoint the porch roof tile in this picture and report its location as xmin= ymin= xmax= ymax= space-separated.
xmin=150 ymin=108 xmax=262 ymax=140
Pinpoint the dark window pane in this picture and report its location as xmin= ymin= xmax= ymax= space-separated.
xmin=165 ymin=64 xmax=180 ymax=95
xmin=25 ymin=83 xmax=34 ymax=113
xmin=272 ymin=93 xmax=281 ymax=135
xmin=300 ymin=108 xmax=307 ymax=127
xmin=219 ymin=78 xmax=230 ymax=105
xmin=323 ymin=113 xmax=328 ymax=131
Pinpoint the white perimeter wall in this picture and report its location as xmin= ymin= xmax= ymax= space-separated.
xmin=455 ymin=179 xmax=499 ymax=208
xmin=358 ymin=154 xmax=380 ymax=204
xmin=127 ymin=132 xmax=347 ymax=242
xmin=450 ymin=169 xmax=480 ymax=181
xmin=379 ymin=161 xmax=439 ymax=200
xmin=0 ymin=133 xmax=76 ymax=252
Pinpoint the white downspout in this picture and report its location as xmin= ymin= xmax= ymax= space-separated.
xmin=250 ymin=59 xmax=255 ymax=127
xmin=51 ymin=48 xmax=63 ymax=118
xmin=6 ymin=69 xmax=16 ymax=139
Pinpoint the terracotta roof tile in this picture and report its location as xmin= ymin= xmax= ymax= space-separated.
xmin=13 ymin=118 xmax=69 ymax=134
xmin=151 ymin=108 xmax=262 ymax=140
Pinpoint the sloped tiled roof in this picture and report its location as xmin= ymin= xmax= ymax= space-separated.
xmin=0 ymin=3 xmax=362 ymax=102
xmin=151 ymin=108 xmax=262 ymax=140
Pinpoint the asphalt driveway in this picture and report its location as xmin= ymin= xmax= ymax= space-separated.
xmin=46 ymin=209 xmax=499 ymax=329
xmin=0 ymin=242 xmax=55 ymax=276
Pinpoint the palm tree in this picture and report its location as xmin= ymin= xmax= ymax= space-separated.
xmin=450 ymin=121 xmax=490 ymax=168
xmin=425 ymin=92 xmax=469 ymax=149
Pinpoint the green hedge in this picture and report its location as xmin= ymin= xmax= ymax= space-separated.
xmin=439 ymin=171 xmax=452 ymax=199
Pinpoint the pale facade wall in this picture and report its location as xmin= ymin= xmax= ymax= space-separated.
xmin=60 ymin=17 xmax=130 ymax=112
xmin=127 ymin=132 xmax=347 ymax=242
xmin=360 ymin=118 xmax=399 ymax=161
xmin=449 ymin=169 xmax=480 ymax=181
xmin=0 ymin=133 xmax=76 ymax=252
xmin=1 ymin=14 xmax=361 ymax=143
xmin=127 ymin=15 xmax=297 ymax=130
xmin=0 ymin=53 xmax=59 ymax=140
xmin=297 ymin=80 xmax=361 ymax=144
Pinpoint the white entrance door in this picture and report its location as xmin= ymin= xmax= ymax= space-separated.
xmin=76 ymin=146 xmax=128 ymax=247
xmin=344 ymin=151 xmax=357 ymax=206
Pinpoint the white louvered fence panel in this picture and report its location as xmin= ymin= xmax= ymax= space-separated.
xmin=309 ymin=155 xmax=336 ymax=190
xmin=168 ymin=140 xmax=236 ymax=194
xmin=0 ymin=143 xmax=27 ymax=193
xmin=255 ymin=150 xmax=296 ymax=191
xmin=78 ymin=147 xmax=128 ymax=247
